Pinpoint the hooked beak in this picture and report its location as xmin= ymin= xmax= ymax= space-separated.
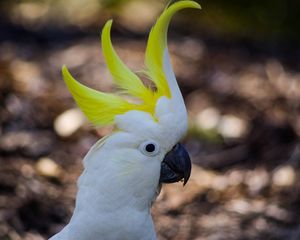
xmin=159 ymin=143 xmax=191 ymax=186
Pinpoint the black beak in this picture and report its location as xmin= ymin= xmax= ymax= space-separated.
xmin=159 ymin=143 xmax=191 ymax=186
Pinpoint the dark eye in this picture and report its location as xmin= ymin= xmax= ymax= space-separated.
xmin=145 ymin=143 xmax=156 ymax=152
xmin=139 ymin=140 xmax=160 ymax=156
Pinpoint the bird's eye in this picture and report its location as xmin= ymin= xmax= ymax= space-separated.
xmin=139 ymin=140 xmax=160 ymax=156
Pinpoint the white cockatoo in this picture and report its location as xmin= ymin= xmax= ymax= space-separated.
xmin=49 ymin=1 xmax=200 ymax=239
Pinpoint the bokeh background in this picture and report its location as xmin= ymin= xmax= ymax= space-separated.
xmin=1 ymin=0 xmax=300 ymax=239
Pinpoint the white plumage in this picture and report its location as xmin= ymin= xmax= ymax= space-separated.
xmin=50 ymin=98 xmax=184 ymax=240
xmin=50 ymin=1 xmax=200 ymax=239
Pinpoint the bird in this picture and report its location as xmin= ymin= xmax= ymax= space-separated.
xmin=49 ymin=1 xmax=200 ymax=239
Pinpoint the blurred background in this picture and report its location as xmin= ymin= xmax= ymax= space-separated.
xmin=0 ymin=0 xmax=300 ymax=239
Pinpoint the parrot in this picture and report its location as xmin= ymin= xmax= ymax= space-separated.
xmin=49 ymin=1 xmax=200 ymax=240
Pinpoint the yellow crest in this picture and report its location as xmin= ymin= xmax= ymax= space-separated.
xmin=62 ymin=1 xmax=201 ymax=126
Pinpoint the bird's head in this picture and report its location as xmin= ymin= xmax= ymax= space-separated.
xmin=62 ymin=1 xmax=200 ymax=201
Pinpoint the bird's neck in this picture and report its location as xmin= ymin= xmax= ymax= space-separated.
xmin=65 ymin=168 xmax=158 ymax=240
xmin=74 ymin=164 xmax=159 ymax=212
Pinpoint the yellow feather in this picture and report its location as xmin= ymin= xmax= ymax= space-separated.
xmin=62 ymin=66 xmax=150 ymax=126
xmin=101 ymin=20 xmax=154 ymax=105
xmin=145 ymin=0 xmax=201 ymax=98
xmin=62 ymin=1 xmax=200 ymax=127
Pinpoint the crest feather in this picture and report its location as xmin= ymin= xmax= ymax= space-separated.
xmin=62 ymin=1 xmax=200 ymax=127
xmin=62 ymin=66 xmax=150 ymax=126
xmin=101 ymin=20 xmax=154 ymax=105
xmin=145 ymin=0 xmax=201 ymax=98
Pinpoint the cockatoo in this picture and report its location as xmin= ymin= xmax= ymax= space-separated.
xmin=50 ymin=1 xmax=200 ymax=239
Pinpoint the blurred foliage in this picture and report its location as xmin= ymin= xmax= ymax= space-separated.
xmin=197 ymin=0 xmax=300 ymax=42
xmin=1 ymin=0 xmax=300 ymax=239
xmin=1 ymin=0 xmax=300 ymax=43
